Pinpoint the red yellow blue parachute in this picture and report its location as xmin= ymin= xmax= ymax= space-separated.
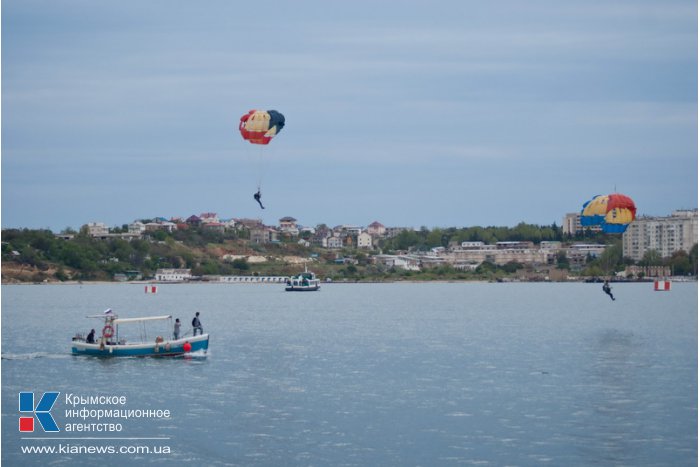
xmin=239 ymin=109 xmax=285 ymax=145
xmin=580 ymin=193 xmax=637 ymax=233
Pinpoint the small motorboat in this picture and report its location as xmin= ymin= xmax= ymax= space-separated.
xmin=71 ymin=310 xmax=209 ymax=357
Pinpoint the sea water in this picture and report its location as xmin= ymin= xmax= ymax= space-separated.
xmin=1 ymin=282 xmax=697 ymax=466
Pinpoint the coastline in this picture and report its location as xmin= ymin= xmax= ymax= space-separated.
xmin=3 ymin=277 xmax=694 ymax=286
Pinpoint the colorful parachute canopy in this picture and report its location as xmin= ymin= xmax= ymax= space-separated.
xmin=239 ymin=109 xmax=285 ymax=145
xmin=580 ymin=193 xmax=637 ymax=233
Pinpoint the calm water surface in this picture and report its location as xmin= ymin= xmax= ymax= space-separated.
xmin=1 ymin=282 xmax=697 ymax=466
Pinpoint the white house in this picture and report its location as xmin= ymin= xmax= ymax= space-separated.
xmin=327 ymin=236 xmax=343 ymax=249
xmin=128 ymin=222 xmax=146 ymax=236
xmin=373 ymin=254 xmax=421 ymax=271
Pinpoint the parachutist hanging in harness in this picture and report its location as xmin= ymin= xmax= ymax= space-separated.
xmin=602 ymin=280 xmax=615 ymax=301
xmin=239 ymin=109 xmax=285 ymax=212
xmin=253 ymin=189 xmax=265 ymax=209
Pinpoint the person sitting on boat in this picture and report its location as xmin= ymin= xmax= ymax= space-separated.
xmin=602 ymin=280 xmax=615 ymax=301
xmin=253 ymin=190 xmax=265 ymax=209
xmin=192 ymin=312 xmax=203 ymax=336
xmin=173 ymin=318 xmax=181 ymax=340
xmin=86 ymin=329 xmax=96 ymax=344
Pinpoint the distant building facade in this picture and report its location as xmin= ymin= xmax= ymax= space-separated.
xmin=562 ymin=213 xmax=601 ymax=235
xmin=155 ymin=269 xmax=192 ymax=281
xmin=86 ymin=222 xmax=109 ymax=237
xmin=622 ymin=210 xmax=698 ymax=261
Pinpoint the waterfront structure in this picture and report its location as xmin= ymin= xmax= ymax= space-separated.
xmin=622 ymin=210 xmax=698 ymax=261
xmin=212 ymin=275 xmax=287 ymax=283
xmin=154 ymin=269 xmax=192 ymax=281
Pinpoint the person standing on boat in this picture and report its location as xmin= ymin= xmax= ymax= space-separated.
xmin=192 ymin=312 xmax=203 ymax=336
xmin=173 ymin=318 xmax=181 ymax=340
xmin=86 ymin=329 xmax=96 ymax=344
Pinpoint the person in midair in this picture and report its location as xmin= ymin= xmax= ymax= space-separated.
xmin=602 ymin=280 xmax=615 ymax=301
xmin=253 ymin=189 xmax=265 ymax=209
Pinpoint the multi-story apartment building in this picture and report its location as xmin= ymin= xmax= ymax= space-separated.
xmin=622 ymin=210 xmax=698 ymax=261
xmin=562 ymin=213 xmax=580 ymax=236
xmin=562 ymin=213 xmax=601 ymax=235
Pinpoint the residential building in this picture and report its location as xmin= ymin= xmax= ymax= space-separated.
xmin=236 ymin=218 xmax=264 ymax=229
xmin=540 ymin=241 xmax=562 ymax=250
xmin=311 ymin=227 xmax=332 ymax=248
xmin=186 ymin=215 xmax=202 ymax=226
xmin=367 ymin=221 xmax=386 ymax=237
xmin=562 ymin=212 xmax=601 ymax=235
xmin=145 ymin=221 xmax=176 ymax=233
xmin=327 ymin=236 xmax=343 ymax=249
xmin=334 ymin=225 xmax=362 ymax=236
xmin=357 ymin=232 xmax=373 ymax=249
xmin=86 ymin=222 xmax=109 ymax=237
xmin=450 ymin=244 xmax=553 ymax=266
xmin=496 ymin=241 xmax=535 ymax=250
xmin=250 ymin=227 xmax=279 ymax=244
xmin=279 ymin=216 xmax=298 ymax=230
xmin=279 ymin=217 xmax=299 ymax=236
xmin=622 ymin=210 xmax=698 ymax=261
xmin=199 ymin=212 xmax=219 ymax=224
xmin=566 ymin=244 xmax=607 ymax=269
xmin=203 ymin=222 xmax=225 ymax=233
xmin=128 ymin=222 xmax=146 ymax=236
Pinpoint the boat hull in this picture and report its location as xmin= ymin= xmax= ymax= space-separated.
xmin=285 ymin=285 xmax=320 ymax=291
xmin=71 ymin=334 xmax=209 ymax=357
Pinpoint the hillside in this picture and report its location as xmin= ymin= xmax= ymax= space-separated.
xmin=2 ymin=225 xmax=695 ymax=283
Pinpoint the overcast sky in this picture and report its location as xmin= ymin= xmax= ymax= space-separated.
xmin=2 ymin=0 xmax=697 ymax=231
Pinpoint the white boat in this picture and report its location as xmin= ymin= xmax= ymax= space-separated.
xmin=71 ymin=310 xmax=209 ymax=357
xmin=285 ymin=269 xmax=321 ymax=292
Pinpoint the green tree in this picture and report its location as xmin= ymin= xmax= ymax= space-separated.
xmin=597 ymin=242 xmax=623 ymax=274
xmin=231 ymin=258 xmax=249 ymax=271
xmin=639 ymin=249 xmax=663 ymax=267
xmin=556 ymin=251 xmax=570 ymax=270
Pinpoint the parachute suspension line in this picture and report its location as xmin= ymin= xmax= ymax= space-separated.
xmin=238 ymin=109 xmax=285 ymax=196
xmin=255 ymin=144 xmax=266 ymax=192
xmin=255 ymin=142 xmax=278 ymax=193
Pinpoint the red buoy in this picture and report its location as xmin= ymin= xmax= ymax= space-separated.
xmin=183 ymin=341 xmax=192 ymax=353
